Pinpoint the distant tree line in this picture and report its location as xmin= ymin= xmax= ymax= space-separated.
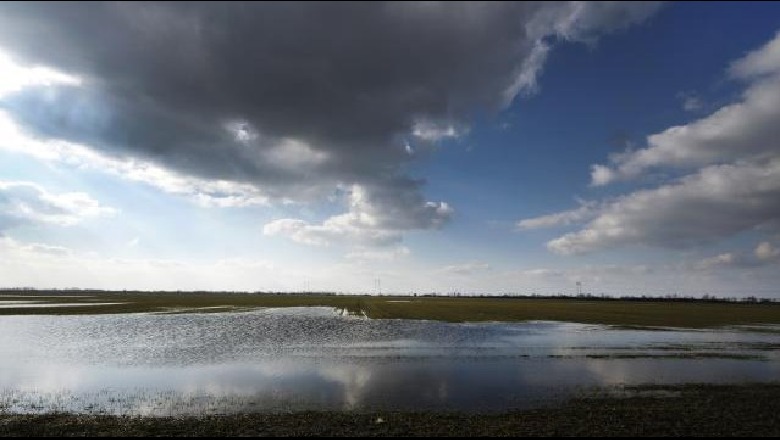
xmin=0 ymin=287 xmax=777 ymax=304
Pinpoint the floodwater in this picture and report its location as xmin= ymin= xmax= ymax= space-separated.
xmin=0 ymin=307 xmax=778 ymax=415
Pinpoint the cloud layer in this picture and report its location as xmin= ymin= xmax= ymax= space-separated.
xmin=0 ymin=1 xmax=660 ymax=247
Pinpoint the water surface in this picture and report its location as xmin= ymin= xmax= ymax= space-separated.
xmin=0 ymin=307 xmax=777 ymax=415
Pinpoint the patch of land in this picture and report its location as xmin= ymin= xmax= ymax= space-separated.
xmin=1 ymin=383 xmax=778 ymax=436
xmin=1 ymin=292 xmax=779 ymax=328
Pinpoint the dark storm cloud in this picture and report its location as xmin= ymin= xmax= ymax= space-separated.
xmin=0 ymin=1 xmax=660 ymax=229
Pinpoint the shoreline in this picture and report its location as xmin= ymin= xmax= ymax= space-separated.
xmin=2 ymin=383 xmax=779 ymax=436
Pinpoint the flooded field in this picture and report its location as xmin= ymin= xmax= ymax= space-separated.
xmin=1 ymin=307 xmax=778 ymax=416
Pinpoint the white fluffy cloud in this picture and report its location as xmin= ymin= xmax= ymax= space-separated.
xmin=547 ymin=159 xmax=780 ymax=254
xmin=0 ymin=180 xmax=115 ymax=230
xmin=520 ymin=32 xmax=780 ymax=255
xmin=591 ymin=32 xmax=780 ymax=186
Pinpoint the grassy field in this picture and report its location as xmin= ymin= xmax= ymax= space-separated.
xmin=2 ymin=383 xmax=778 ymax=436
xmin=2 ymin=292 xmax=780 ymax=328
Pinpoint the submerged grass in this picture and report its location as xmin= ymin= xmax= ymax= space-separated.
xmin=1 ymin=383 xmax=778 ymax=436
xmin=1 ymin=293 xmax=780 ymax=328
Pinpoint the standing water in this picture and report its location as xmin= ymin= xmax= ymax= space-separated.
xmin=0 ymin=307 xmax=778 ymax=415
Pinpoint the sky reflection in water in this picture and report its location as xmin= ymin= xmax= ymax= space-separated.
xmin=0 ymin=307 xmax=778 ymax=414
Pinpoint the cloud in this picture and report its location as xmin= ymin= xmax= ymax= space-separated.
xmin=678 ymin=92 xmax=703 ymax=112
xmin=522 ymin=32 xmax=780 ymax=255
xmin=517 ymin=200 xmax=598 ymax=230
xmin=692 ymin=242 xmax=780 ymax=270
xmin=442 ymin=261 xmax=491 ymax=275
xmin=0 ymin=180 xmax=115 ymax=230
xmin=520 ymin=268 xmax=566 ymax=278
xmin=589 ymin=164 xmax=618 ymax=187
xmin=264 ymin=181 xmax=453 ymax=247
xmin=591 ymin=32 xmax=780 ymax=186
xmin=518 ymin=264 xmax=653 ymax=282
xmin=694 ymin=253 xmax=736 ymax=270
xmin=0 ymin=49 xmax=81 ymax=97
xmin=0 ymin=112 xmax=272 ymax=208
xmin=728 ymin=30 xmax=780 ymax=79
xmin=682 ymin=96 xmax=702 ymax=111
xmin=0 ymin=2 xmax=660 ymax=244
xmin=755 ymin=241 xmax=780 ymax=261
xmin=8 ymin=239 xmax=73 ymax=257
xmin=345 ymin=246 xmax=411 ymax=262
xmin=411 ymin=119 xmax=467 ymax=142
xmin=548 ymin=159 xmax=780 ymax=254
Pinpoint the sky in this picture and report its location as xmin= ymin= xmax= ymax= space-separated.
xmin=0 ymin=1 xmax=779 ymax=297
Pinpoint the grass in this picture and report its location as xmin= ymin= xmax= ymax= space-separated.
xmin=1 ymin=383 xmax=778 ymax=436
xmin=1 ymin=293 xmax=780 ymax=328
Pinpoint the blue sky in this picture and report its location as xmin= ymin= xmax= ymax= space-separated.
xmin=1 ymin=2 xmax=779 ymax=296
